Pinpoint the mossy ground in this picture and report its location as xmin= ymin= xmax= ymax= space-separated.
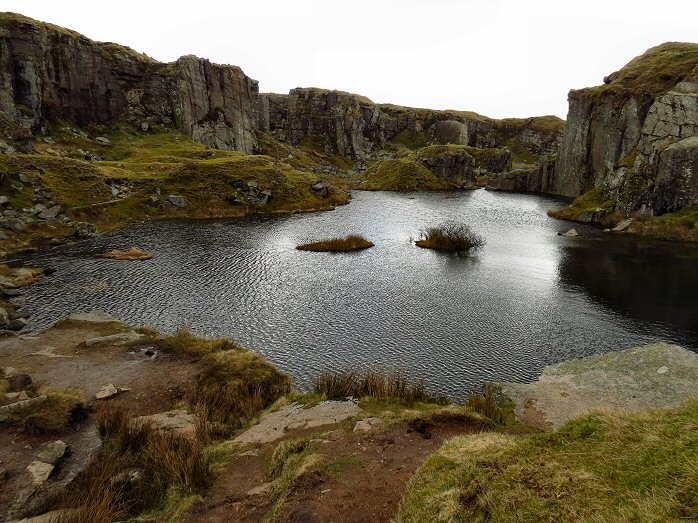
xmin=587 ymin=42 xmax=698 ymax=98
xmin=397 ymin=400 xmax=698 ymax=522
xmin=633 ymin=204 xmax=698 ymax=242
xmin=362 ymin=158 xmax=446 ymax=191
xmin=547 ymin=187 xmax=616 ymax=221
xmin=0 ymin=126 xmax=350 ymax=254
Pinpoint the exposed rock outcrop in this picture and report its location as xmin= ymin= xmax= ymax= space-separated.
xmin=0 ymin=13 xmax=259 ymax=152
xmin=551 ymin=43 xmax=698 ymax=218
xmin=260 ymin=88 xmax=563 ymax=160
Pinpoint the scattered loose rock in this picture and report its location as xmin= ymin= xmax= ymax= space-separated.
xmin=353 ymin=417 xmax=383 ymax=433
xmin=84 ymin=331 xmax=142 ymax=347
xmin=26 ymin=461 xmax=54 ymax=486
xmin=35 ymin=440 xmax=69 ymax=466
xmin=167 ymin=195 xmax=187 ymax=208
xmin=95 ymin=384 xmax=119 ymax=400
xmin=612 ymin=218 xmax=633 ymax=232
xmin=134 ymin=409 xmax=197 ymax=437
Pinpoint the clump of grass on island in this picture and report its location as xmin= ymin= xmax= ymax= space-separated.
xmin=415 ymin=221 xmax=485 ymax=253
xmin=315 ymin=368 xmax=450 ymax=407
xmin=96 ymin=247 xmax=153 ymax=261
xmin=296 ymin=235 xmax=374 ymax=252
xmin=397 ymin=399 xmax=698 ymax=522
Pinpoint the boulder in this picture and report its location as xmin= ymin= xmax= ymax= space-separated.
xmin=74 ymin=222 xmax=97 ymax=238
xmin=95 ymin=384 xmax=119 ymax=400
xmin=26 ymin=461 xmax=54 ymax=486
xmin=0 ymin=196 xmax=9 ymax=206
xmin=561 ymin=228 xmax=579 ymax=237
xmin=353 ymin=417 xmax=384 ymax=433
xmin=35 ymin=440 xmax=69 ymax=466
xmin=612 ymin=218 xmax=633 ymax=232
xmin=95 ymin=136 xmax=111 ymax=145
xmin=166 ymin=195 xmax=187 ymax=208
xmin=134 ymin=409 xmax=197 ymax=437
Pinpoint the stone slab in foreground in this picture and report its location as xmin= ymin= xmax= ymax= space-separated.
xmin=235 ymin=400 xmax=361 ymax=445
xmin=498 ymin=343 xmax=698 ymax=431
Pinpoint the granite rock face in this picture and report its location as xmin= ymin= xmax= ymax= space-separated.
xmin=260 ymin=88 xmax=563 ymax=160
xmin=416 ymin=146 xmax=476 ymax=187
xmin=552 ymin=44 xmax=698 ymax=216
xmin=0 ymin=13 xmax=259 ymax=152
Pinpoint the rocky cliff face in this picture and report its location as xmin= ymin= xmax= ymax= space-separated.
xmin=260 ymin=88 xmax=563 ymax=161
xmin=0 ymin=13 xmax=260 ymax=152
xmin=553 ymin=43 xmax=698 ymax=216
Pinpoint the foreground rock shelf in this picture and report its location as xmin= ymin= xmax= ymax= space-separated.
xmin=498 ymin=343 xmax=698 ymax=430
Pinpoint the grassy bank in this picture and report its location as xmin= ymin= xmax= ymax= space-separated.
xmin=0 ymin=127 xmax=350 ymax=255
xmin=397 ymin=400 xmax=698 ymax=522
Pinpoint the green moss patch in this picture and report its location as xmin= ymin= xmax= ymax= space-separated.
xmin=362 ymin=159 xmax=446 ymax=191
xmin=547 ymin=187 xmax=616 ymax=221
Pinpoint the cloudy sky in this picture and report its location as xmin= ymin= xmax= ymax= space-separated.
xmin=4 ymin=0 xmax=698 ymax=119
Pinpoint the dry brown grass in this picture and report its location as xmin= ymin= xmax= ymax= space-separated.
xmin=4 ymin=386 xmax=87 ymax=436
xmin=297 ymin=235 xmax=374 ymax=252
xmin=315 ymin=368 xmax=450 ymax=406
xmin=466 ymin=383 xmax=515 ymax=426
xmin=415 ymin=221 xmax=485 ymax=253
xmin=96 ymin=247 xmax=153 ymax=260
xmin=59 ymin=406 xmax=212 ymax=520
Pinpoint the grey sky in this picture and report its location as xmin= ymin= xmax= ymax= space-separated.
xmin=3 ymin=0 xmax=698 ymax=119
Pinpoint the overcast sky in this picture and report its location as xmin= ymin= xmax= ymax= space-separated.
xmin=3 ymin=0 xmax=698 ymax=119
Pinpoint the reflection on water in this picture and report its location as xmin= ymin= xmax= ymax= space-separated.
xmin=8 ymin=190 xmax=698 ymax=400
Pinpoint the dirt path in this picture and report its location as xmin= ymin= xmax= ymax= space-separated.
xmin=185 ymin=411 xmax=490 ymax=523
xmin=0 ymin=314 xmax=199 ymax=521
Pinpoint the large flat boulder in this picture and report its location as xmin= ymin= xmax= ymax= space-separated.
xmin=498 ymin=343 xmax=698 ymax=431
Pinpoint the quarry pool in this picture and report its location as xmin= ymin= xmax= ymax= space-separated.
xmin=11 ymin=190 xmax=698 ymax=399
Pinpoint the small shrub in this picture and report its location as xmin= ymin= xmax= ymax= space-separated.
xmin=297 ymin=235 xmax=374 ymax=252
xmin=415 ymin=221 xmax=485 ymax=253
xmin=315 ymin=368 xmax=450 ymax=406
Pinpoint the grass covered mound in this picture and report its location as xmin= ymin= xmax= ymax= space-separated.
xmin=415 ymin=221 xmax=485 ymax=253
xmin=362 ymin=158 xmax=446 ymax=191
xmin=397 ymin=401 xmax=698 ymax=522
xmin=547 ymin=186 xmax=616 ymax=222
xmin=296 ymin=235 xmax=374 ymax=252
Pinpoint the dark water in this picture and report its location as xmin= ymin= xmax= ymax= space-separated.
xmin=8 ymin=190 xmax=698 ymax=399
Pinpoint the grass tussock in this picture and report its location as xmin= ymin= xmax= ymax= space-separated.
xmin=59 ymin=406 xmax=212 ymax=521
xmin=415 ymin=221 xmax=485 ymax=253
xmin=397 ymin=400 xmax=698 ymax=522
xmin=193 ymin=349 xmax=292 ymax=432
xmin=96 ymin=247 xmax=153 ymax=261
xmin=3 ymin=386 xmax=86 ymax=436
xmin=466 ymin=383 xmax=515 ymax=426
xmin=128 ymin=327 xmax=292 ymax=436
xmin=315 ymin=368 xmax=450 ymax=407
xmin=296 ymin=235 xmax=374 ymax=252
